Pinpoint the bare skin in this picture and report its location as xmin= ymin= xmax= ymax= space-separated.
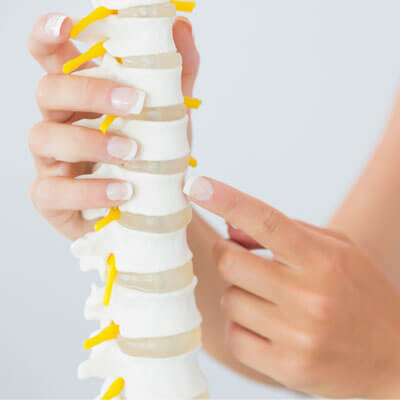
xmin=29 ymin=13 xmax=400 ymax=398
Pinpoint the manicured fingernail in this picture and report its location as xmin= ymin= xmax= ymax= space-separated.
xmin=106 ymin=182 xmax=133 ymax=201
xmin=111 ymin=87 xmax=145 ymax=115
xmin=108 ymin=136 xmax=138 ymax=161
xmin=183 ymin=176 xmax=214 ymax=201
xmin=44 ymin=15 xmax=67 ymax=38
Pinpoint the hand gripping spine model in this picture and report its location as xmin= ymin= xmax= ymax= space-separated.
xmin=64 ymin=1 xmax=208 ymax=398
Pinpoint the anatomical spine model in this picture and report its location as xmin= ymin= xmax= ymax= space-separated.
xmin=63 ymin=1 xmax=208 ymax=398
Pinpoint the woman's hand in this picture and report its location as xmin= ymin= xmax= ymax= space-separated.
xmin=28 ymin=13 xmax=199 ymax=240
xmin=184 ymin=176 xmax=400 ymax=398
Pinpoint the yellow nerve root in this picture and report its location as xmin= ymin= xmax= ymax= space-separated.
xmin=184 ymin=97 xmax=202 ymax=109
xmin=100 ymin=115 xmax=118 ymax=134
xmin=84 ymin=321 xmax=120 ymax=350
xmin=70 ymin=7 xmax=118 ymax=39
xmin=171 ymin=0 xmax=196 ymax=12
xmin=102 ymin=378 xmax=125 ymax=400
xmin=63 ymin=41 xmax=107 ymax=74
xmin=95 ymin=207 xmax=121 ymax=232
xmin=103 ymin=254 xmax=118 ymax=307
xmin=189 ymin=156 xmax=198 ymax=167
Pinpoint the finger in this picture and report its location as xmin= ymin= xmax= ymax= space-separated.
xmin=37 ymin=208 xmax=94 ymax=241
xmin=37 ymin=74 xmax=145 ymax=122
xmin=228 ymin=221 xmax=350 ymax=249
xmin=295 ymin=220 xmax=351 ymax=244
xmin=173 ymin=17 xmax=200 ymax=98
xmin=30 ymin=177 xmax=134 ymax=211
xmin=33 ymin=158 xmax=93 ymax=179
xmin=29 ymin=121 xmax=138 ymax=165
xmin=227 ymin=224 xmax=264 ymax=250
xmin=225 ymin=322 xmax=284 ymax=379
xmin=214 ymin=239 xmax=292 ymax=305
xmin=222 ymin=287 xmax=293 ymax=345
xmin=184 ymin=176 xmax=323 ymax=267
xmin=28 ymin=13 xmax=95 ymax=74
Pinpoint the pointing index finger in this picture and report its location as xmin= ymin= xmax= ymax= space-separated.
xmin=184 ymin=176 xmax=320 ymax=267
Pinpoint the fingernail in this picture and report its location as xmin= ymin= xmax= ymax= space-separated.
xmin=183 ymin=176 xmax=214 ymax=201
xmin=44 ymin=15 xmax=67 ymax=38
xmin=107 ymin=136 xmax=138 ymax=161
xmin=111 ymin=87 xmax=145 ymax=115
xmin=177 ymin=16 xmax=193 ymax=34
xmin=106 ymin=182 xmax=133 ymax=201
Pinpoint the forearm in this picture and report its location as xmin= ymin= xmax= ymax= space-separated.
xmin=329 ymin=92 xmax=400 ymax=286
xmin=188 ymin=212 xmax=281 ymax=387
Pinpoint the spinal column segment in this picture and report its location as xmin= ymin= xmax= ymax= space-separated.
xmin=65 ymin=1 xmax=208 ymax=399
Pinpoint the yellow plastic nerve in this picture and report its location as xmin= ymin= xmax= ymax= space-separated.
xmin=70 ymin=7 xmax=117 ymax=39
xmin=103 ymin=253 xmax=118 ymax=307
xmin=84 ymin=321 xmax=120 ymax=350
xmin=184 ymin=97 xmax=202 ymax=109
xmin=100 ymin=115 xmax=118 ymax=134
xmin=63 ymin=41 xmax=107 ymax=74
xmin=102 ymin=378 xmax=125 ymax=400
xmin=171 ymin=0 xmax=196 ymax=12
xmin=189 ymin=156 xmax=198 ymax=167
xmin=95 ymin=208 xmax=121 ymax=232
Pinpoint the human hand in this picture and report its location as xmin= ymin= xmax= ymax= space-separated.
xmin=184 ymin=176 xmax=400 ymax=398
xmin=28 ymin=13 xmax=199 ymax=240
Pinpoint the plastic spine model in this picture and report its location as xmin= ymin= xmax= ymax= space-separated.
xmin=63 ymin=1 xmax=209 ymax=399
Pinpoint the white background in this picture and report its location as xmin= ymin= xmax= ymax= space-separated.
xmin=1 ymin=0 xmax=399 ymax=398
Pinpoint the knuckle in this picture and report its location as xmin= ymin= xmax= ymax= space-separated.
xmin=212 ymin=238 xmax=225 ymax=261
xmin=226 ymin=325 xmax=250 ymax=361
xmin=224 ymin=193 xmax=240 ymax=220
xmin=296 ymin=328 xmax=325 ymax=357
xmin=36 ymin=75 xmax=50 ymax=104
xmin=222 ymin=286 xmax=240 ymax=314
xmin=75 ymin=179 xmax=90 ymax=203
xmin=304 ymin=292 xmax=333 ymax=322
xmin=216 ymin=249 xmax=237 ymax=281
xmin=30 ymin=177 xmax=53 ymax=208
xmin=225 ymin=324 xmax=242 ymax=355
xmin=30 ymin=177 xmax=45 ymax=208
xmin=319 ymin=247 xmax=348 ymax=276
xmin=79 ymin=77 xmax=102 ymax=111
xmin=214 ymin=240 xmax=235 ymax=266
xmin=28 ymin=122 xmax=45 ymax=154
xmin=262 ymin=208 xmax=282 ymax=235
xmin=285 ymin=355 xmax=318 ymax=389
xmin=30 ymin=179 xmax=38 ymax=206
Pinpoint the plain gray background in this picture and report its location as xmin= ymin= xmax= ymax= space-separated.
xmin=2 ymin=0 xmax=400 ymax=398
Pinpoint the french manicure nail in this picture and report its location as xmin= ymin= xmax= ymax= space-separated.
xmin=183 ymin=176 xmax=214 ymax=201
xmin=106 ymin=182 xmax=133 ymax=201
xmin=111 ymin=87 xmax=145 ymax=115
xmin=44 ymin=15 xmax=67 ymax=38
xmin=107 ymin=136 xmax=138 ymax=161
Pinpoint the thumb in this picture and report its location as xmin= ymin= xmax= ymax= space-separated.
xmin=173 ymin=17 xmax=200 ymax=97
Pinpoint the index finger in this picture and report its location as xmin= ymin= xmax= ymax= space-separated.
xmin=184 ymin=176 xmax=322 ymax=267
xmin=28 ymin=13 xmax=94 ymax=74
